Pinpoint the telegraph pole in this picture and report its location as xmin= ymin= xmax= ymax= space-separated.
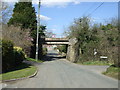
xmin=35 ymin=0 xmax=41 ymax=60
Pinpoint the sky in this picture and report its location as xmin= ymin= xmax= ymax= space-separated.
xmin=2 ymin=0 xmax=118 ymax=38
xmin=35 ymin=2 xmax=118 ymax=38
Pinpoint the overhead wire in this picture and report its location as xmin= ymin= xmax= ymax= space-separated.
xmin=87 ymin=2 xmax=104 ymax=17
xmin=83 ymin=3 xmax=96 ymax=16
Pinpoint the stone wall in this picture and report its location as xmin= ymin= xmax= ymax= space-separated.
xmin=66 ymin=38 xmax=78 ymax=62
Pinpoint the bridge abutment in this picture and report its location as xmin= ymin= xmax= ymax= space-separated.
xmin=66 ymin=38 xmax=78 ymax=62
xmin=66 ymin=45 xmax=76 ymax=62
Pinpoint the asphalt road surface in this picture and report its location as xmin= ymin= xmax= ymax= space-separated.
xmin=2 ymin=48 xmax=118 ymax=88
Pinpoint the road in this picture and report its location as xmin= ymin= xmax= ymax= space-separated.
xmin=2 ymin=48 xmax=118 ymax=88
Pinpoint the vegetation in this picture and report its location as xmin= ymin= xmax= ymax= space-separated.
xmin=0 ymin=63 xmax=37 ymax=81
xmin=2 ymin=39 xmax=26 ymax=73
xmin=1 ymin=1 xmax=46 ymax=74
xmin=6 ymin=1 xmax=47 ymax=59
xmin=2 ymin=39 xmax=14 ymax=73
xmin=7 ymin=1 xmax=37 ymax=58
xmin=39 ymin=25 xmax=46 ymax=37
xmin=1 ymin=1 xmax=119 ymax=81
xmin=42 ymin=47 xmax=48 ymax=56
xmin=57 ymin=45 xmax=67 ymax=54
xmin=26 ymin=57 xmax=43 ymax=63
xmin=78 ymin=61 xmax=112 ymax=66
xmin=2 ymin=25 xmax=32 ymax=56
xmin=14 ymin=47 xmax=26 ymax=65
xmin=66 ymin=16 xmax=119 ymax=67
xmin=103 ymin=66 xmax=120 ymax=80
xmin=1 ymin=1 xmax=46 ymax=81
xmin=7 ymin=2 xmax=37 ymax=34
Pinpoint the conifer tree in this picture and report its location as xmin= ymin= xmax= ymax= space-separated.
xmin=8 ymin=1 xmax=37 ymax=39
xmin=8 ymin=1 xmax=37 ymax=58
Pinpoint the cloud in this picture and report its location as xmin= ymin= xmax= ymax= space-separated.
xmin=33 ymin=0 xmax=81 ymax=7
xmin=2 ymin=0 xmax=119 ymax=3
xmin=2 ymin=0 xmax=18 ymax=2
xmin=32 ymin=0 xmax=119 ymax=6
xmin=38 ymin=15 xmax=51 ymax=21
xmin=2 ymin=0 xmax=119 ymax=8
xmin=2 ymin=0 xmax=80 ymax=5
xmin=51 ymin=28 xmax=56 ymax=31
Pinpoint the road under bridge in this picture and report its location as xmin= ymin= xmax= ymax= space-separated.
xmin=39 ymin=38 xmax=78 ymax=62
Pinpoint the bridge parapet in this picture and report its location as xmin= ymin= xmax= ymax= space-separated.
xmin=45 ymin=38 xmax=69 ymax=42
xmin=44 ymin=42 xmax=69 ymax=45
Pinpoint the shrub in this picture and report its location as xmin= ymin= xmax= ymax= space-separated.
xmin=57 ymin=45 xmax=67 ymax=53
xmin=2 ymin=39 xmax=14 ymax=73
xmin=2 ymin=39 xmax=27 ymax=73
xmin=13 ymin=46 xmax=26 ymax=65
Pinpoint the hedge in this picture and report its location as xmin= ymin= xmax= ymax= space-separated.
xmin=2 ymin=39 xmax=26 ymax=73
xmin=2 ymin=39 xmax=14 ymax=73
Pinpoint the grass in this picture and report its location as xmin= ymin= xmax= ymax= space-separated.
xmin=0 ymin=63 xmax=37 ymax=81
xmin=77 ymin=61 xmax=112 ymax=66
xmin=26 ymin=57 xmax=44 ymax=63
xmin=103 ymin=66 xmax=120 ymax=80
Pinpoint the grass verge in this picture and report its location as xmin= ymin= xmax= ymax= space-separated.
xmin=103 ymin=66 xmax=120 ymax=80
xmin=0 ymin=63 xmax=37 ymax=81
xmin=77 ymin=61 xmax=112 ymax=66
xmin=26 ymin=58 xmax=43 ymax=63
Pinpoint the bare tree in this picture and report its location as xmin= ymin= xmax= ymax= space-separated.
xmin=2 ymin=25 xmax=33 ymax=50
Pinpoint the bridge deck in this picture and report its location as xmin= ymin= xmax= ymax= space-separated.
xmin=45 ymin=38 xmax=69 ymax=42
xmin=40 ymin=38 xmax=69 ymax=45
xmin=43 ymin=42 xmax=69 ymax=45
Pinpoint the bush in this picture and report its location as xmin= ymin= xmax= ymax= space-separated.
xmin=57 ymin=45 xmax=67 ymax=53
xmin=13 ymin=47 xmax=26 ymax=65
xmin=2 ymin=39 xmax=26 ymax=73
xmin=2 ymin=39 xmax=14 ymax=73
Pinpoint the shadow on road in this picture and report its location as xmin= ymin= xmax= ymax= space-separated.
xmin=42 ymin=52 xmax=66 ymax=61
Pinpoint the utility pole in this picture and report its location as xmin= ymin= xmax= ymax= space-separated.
xmin=35 ymin=0 xmax=41 ymax=60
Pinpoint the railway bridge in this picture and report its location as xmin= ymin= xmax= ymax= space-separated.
xmin=39 ymin=38 xmax=78 ymax=62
